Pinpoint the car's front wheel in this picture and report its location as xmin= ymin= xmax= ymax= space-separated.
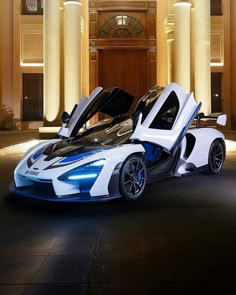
xmin=207 ymin=139 xmax=225 ymax=174
xmin=119 ymin=155 xmax=147 ymax=200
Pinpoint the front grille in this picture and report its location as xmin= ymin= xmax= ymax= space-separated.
xmin=15 ymin=180 xmax=93 ymax=201
xmin=20 ymin=181 xmax=57 ymax=199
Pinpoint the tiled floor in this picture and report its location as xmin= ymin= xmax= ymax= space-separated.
xmin=0 ymin=148 xmax=236 ymax=294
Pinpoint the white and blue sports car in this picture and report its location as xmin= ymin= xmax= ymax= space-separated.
xmin=11 ymin=83 xmax=227 ymax=202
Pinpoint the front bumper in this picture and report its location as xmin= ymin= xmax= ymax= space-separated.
xmin=9 ymin=180 xmax=121 ymax=203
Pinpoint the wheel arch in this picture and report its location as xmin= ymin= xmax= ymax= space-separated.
xmin=207 ymin=137 xmax=226 ymax=174
xmin=127 ymin=152 xmax=145 ymax=161
xmin=184 ymin=128 xmax=225 ymax=167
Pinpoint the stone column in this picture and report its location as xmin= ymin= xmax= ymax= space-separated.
xmin=64 ymin=0 xmax=82 ymax=113
xmin=167 ymin=38 xmax=174 ymax=84
xmin=0 ymin=0 xmax=13 ymax=107
xmin=81 ymin=0 xmax=89 ymax=97
xmin=230 ymin=0 xmax=236 ymax=129
xmin=43 ymin=0 xmax=60 ymax=123
xmin=173 ymin=0 xmax=191 ymax=92
xmin=156 ymin=0 xmax=168 ymax=86
xmin=193 ymin=0 xmax=211 ymax=115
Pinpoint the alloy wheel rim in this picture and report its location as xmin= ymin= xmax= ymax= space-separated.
xmin=210 ymin=142 xmax=224 ymax=172
xmin=123 ymin=159 xmax=145 ymax=195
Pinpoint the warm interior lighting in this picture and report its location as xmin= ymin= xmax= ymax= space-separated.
xmin=173 ymin=1 xmax=191 ymax=7
xmin=21 ymin=63 xmax=44 ymax=67
xmin=64 ymin=1 xmax=82 ymax=6
xmin=39 ymin=127 xmax=61 ymax=133
xmin=225 ymin=140 xmax=236 ymax=153
xmin=210 ymin=62 xmax=224 ymax=67
xmin=116 ymin=16 xmax=128 ymax=26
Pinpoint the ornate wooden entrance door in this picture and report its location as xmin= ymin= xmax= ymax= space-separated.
xmin=89 ymin=0 xmax=156 ymax=118
xmin=99 ymin=49 xmax=148 ymax=112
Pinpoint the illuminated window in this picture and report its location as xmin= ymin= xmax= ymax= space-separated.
xmin=21 ymin=27 xmax=43 ymax=65
xmin=210 ymin=32 xmax=223 ymax=66
xmin=99 ymin=15 xmax=146 ymax=39
xmin=21 ymin=0 xmax=43 ymax=15
xmin=116 ymin=16 xmax=128 ymax=26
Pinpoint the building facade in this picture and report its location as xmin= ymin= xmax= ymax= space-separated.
xmin=0 ymin=0 xmax=236 ymax=130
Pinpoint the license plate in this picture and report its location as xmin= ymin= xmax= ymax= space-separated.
xmin=26 ymin=170 xmax=39 ymax=176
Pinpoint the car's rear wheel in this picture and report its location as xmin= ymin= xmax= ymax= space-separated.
xmin=207 ymin=139 xmax=225 ymax=174
xmin=119 ymin=155 xmax=146 ymax=200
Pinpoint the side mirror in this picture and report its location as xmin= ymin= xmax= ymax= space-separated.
xmin=61 ymin=111 xmax=70 ymax=124
xmin=216 ymin=114 xmax=227 ymax=126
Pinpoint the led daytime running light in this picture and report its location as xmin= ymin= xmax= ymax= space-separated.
xmin=89 ymin=159 xmax=106 ymax=166
xmin=68 ymin=173 xmax=97 ymax=180
xmin=58 ymin=159 xmax=106 ymax=182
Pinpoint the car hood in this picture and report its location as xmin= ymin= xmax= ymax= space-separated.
xmin=58 ymin=87 xmax=134 ymax=139
xmin=26 ymin=140 xmax=114 ymax=171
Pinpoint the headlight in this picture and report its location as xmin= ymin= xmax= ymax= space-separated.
xmin=57 ymin=159 xmax=106 ymax=193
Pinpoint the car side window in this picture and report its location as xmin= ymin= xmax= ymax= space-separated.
xmin=150 ymin=91 xmax=179 ymax=130
xmin=134 ymin=86 xmax=164 ymax=123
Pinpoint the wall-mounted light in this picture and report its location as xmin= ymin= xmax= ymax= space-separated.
xmin=64 ymin=0 xmax=82 ymax=7
xmin=173 ymin=0 xmax=191 ymax=8
xmin=210 ymin=62 xmax=224 ymax=67
xmin=21 ymin=62 xmax=44 ymax=67
xmin=115 ymin=16 xmax=128 ymax=26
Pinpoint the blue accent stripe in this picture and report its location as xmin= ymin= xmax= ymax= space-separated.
xmin=32 ymin=146 xmax=45 ymax=161
xmin=58 ymin=147 xmax=113 ymax=165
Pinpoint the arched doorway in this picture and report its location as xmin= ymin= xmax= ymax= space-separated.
xmin=89 ymin=0 xmax=156 ymax=115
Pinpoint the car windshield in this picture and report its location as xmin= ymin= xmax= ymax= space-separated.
xmin=67 ymin=86 xmax=167 ymax=145
xmin=73 ymin=117 xmax=133 ymax=146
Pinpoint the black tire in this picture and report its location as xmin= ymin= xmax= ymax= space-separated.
xmin=207 ymin=139 xmax=225 ymax=174
xmin=119 ymin=155 xmax=147 ymax=200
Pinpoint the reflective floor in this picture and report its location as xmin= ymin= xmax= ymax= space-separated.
xmin=0 ymin=140 xmax=236 ymax=294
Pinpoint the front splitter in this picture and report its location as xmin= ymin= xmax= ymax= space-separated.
xmin=9 ymin=183 xmax=122 ymax=203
